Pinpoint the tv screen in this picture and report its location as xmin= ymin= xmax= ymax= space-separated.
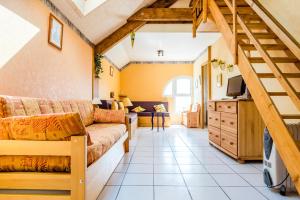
xmin=226 ymin=75 xmax=246 ymax=98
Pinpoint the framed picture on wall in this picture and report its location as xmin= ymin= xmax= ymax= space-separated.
xmin=48 ymin=14 xmax=63 ymax=50
xmin=110 ymin=66 xmax=114 ymax=77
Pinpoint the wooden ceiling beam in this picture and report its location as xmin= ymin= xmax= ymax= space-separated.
xmin=95 ymin=0 xmax=178 ymax=54
xmin=128 ymin=8 xmax=192 ymax=22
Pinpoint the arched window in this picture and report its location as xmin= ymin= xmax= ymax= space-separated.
xmin=163 ymin=76 xmax=192 ymax=113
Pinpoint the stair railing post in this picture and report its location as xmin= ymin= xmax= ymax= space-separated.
xmin=232 ymin=0 xmax=238 ymax=64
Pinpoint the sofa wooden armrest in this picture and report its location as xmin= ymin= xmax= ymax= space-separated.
xmin=0 ymin=136 xmax=86 ymax=200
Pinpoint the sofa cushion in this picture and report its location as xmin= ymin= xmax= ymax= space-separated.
xmin=76 ymin=100 xmax=94 ymax=126
xmin=94 ymin=108 xmax=125 ymax=123
xmin=21 ymin=98 xmax=42 ymax=116
xmin=50 ymin=100 xmax=64 ymax=113
xmin=38 ymin=99 xmax=54 ymax=114
xmin=86 ymin=123 xmax=126 ymax=166
xmin=0 ymin=156 xmax=71 ymax=172
xmin=0 ymin=96 xmax=26 ymax=117
xmin=60 ymin=100 xmax=72 ymax=112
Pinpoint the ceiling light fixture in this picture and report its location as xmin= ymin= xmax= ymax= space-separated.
xmin=157 ymin=50 xmax=164 ymax=57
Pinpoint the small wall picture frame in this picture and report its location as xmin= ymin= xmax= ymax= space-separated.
xmin=217 ymin=73 xmax=223 ymax=88
xmin=110 ymin=66 xmax=114 ymax=77
xmin=48 ymin=13 xmax=63 ymax=50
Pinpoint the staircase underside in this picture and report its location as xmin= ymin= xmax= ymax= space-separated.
xmin=207 ymin=0 xmax=300 ymax=193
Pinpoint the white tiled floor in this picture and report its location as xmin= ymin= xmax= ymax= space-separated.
xmin=97 ymin=126 xmax=300 ymax=200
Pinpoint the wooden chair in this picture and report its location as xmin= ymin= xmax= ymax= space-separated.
xmin=181 ymin=104 xmax=201 ymax=128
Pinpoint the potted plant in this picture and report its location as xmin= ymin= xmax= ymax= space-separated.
xmin=226 ymin=64 xmax=234 ymax=72
xmin=218 ymin=59 xmax=226 ymax=71
xmin=211 ymin=58 xmax=219 ymax=68
xmin=94 ymin=53 xmax=104 ymax=78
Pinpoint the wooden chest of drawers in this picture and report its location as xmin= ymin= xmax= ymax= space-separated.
xmin=208 ymin=99 xmax=265 ymax=162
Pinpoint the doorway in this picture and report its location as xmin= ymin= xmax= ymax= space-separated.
xmin=200 ymin=61 xmax=211 ymax=128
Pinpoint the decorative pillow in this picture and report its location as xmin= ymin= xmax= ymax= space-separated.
xmin=132 ymin=106 xmax=146 ymax=113
xmin=154 ymin=104 xmax=167 ymax=112
xmin=94 ymin=108 xmax=125 ymax=123
xmin=0 ymin=113 xmax=86 ymax=141
xmin=118 ymin=102 xmax=125 ymax=110
xmin=111 ymin=101 xmax=119 ymax=110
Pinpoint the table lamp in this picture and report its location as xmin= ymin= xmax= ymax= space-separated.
xmin=122 ymin=97 xmax=133 ymax=113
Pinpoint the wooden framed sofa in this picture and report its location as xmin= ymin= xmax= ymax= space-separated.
xmin=129 ymin=101 xmax=171 ymax=127
xmin=0 ymin=95 xmax=129 ymax=200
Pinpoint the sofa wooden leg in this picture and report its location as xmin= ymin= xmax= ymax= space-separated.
xmin=124 ymin=137 xmax=129 ymax=153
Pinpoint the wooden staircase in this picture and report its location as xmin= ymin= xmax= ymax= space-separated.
xmin=196 ymin=0 xmax=300 ymax=193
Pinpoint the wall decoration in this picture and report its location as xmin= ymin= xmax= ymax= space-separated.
xmin=94 ymin=53 xmax=104 ymax=78
xmin=48 ymin=14 xmax=63 ymax=50
xmin=130 ymin=31 xmax=135 ymax=48
xmin=110 ymin=91 xmax=115 ymax=99
xmin=110 ymin=66 xmax=114 ymax=77
xmin=217 ymin=73 xmax=223 ymax=87
xmin=211 ymin=58 xmax=234 ymax=73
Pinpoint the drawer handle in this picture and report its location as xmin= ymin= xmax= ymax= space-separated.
xmin=209 ymin=132 xmax=212 ymax=135
xmin=218 ymin=105 xmax=222 ymax=108
xmin=215 ymin=135 xmax=219 ymax=138
xmin=215 ymin=118 xmax=218 ymax=121
xmin=222 ymin=138 xmax=225 ymax=141
xmin=209 ymin=117 xmax=212 ymax=120
xmin=221 ymin=120 xmax=225 ymax=123
xmin=227 ymin=106 xmax=231 ymax=109
xmin=230 ymin=142 xmax=234 ymax=145
xmin=230 ymin=122 xmax=234 ymax=125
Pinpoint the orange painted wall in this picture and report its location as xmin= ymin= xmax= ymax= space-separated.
xmin=120 ymin=63 xmax=193 ymax=101
xmin=0 ymin=0 xmax=93 ymax=100
xmin=95 ymin=58 xmax=120 ymax=100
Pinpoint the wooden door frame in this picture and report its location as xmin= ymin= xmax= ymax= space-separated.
xmin=200 ymin=46 xmax=212 ymax=128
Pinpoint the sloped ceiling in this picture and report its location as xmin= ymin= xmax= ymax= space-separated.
xmin=50 ymin=0 xmax=157 ymax=44
xmin=105 ymin=31 xmax=221 ymax=69
xmin=50 ymin=0 xmax=220 ymax=69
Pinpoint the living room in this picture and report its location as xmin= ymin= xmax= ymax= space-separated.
xmin=0 ymin=0 xmax=300 ymax=200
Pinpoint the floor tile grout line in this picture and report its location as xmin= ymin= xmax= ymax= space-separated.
xmin=165 ymin=129 xmax=195 ymax=200
xmin=176 ymin=128 xmax=272 ymax=200
xmin=174 ymin=128 xmax=233 ymax=200
xmin=112 ymin=129 xmax=140 ymax=200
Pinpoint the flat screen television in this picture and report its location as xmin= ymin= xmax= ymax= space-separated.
xmin=226 ymin=75 xmax=246 ymax=98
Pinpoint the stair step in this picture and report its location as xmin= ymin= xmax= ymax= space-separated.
xmin=220 ymin=7 xmax=255 ymax=15
xmin=282 ymin=114 xmax=300 ymax=119
xmin=249 ymin=57 xmax=299 ymax=63
xmin=268 ymin=92 xmax=300 ymax=96
xmin=215 ymin=0 xmax=249 ymax=7
xmin=230 ymin=23 xmax=268 ymax=29
xmin=238 ymin=33 xmax=277 ymax=39
xmin=257 ymin=73 xmax=300 ymax=78
xmin=241 ymin=44 xmax=288 ymax=51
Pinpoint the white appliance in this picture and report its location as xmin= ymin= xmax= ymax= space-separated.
xmin=263 ymin=123 xmax=300 ymax=195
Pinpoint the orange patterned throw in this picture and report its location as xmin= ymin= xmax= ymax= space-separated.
xmin=94 ymin=108 xmax=125 ymax=124
xmin=0 ymin=112 xmax=87 ymax=172
xmin=0 ymin=113 xmax=86 ymax=141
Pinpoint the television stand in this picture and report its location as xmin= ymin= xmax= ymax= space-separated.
xmin=207 ymin=99 xmax=265 ymax=162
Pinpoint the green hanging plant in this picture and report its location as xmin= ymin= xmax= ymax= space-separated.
xmin=94 ymin=53 xmax=104 ymax=78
